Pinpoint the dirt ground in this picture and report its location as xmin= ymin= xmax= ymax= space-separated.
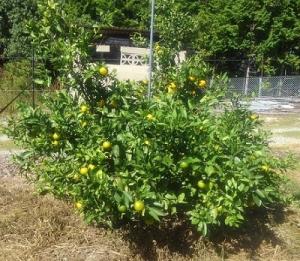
xmin=1 ymin=113 xmax=300 ymax=261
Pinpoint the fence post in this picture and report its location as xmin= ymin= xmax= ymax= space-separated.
xmin=244 ymin=65 xmax=250 ymax=95
xmin=32 ymin=46 xmax=35 ymax=108
xmin=258 ymin=76 xmax=262 ymax=97
xmin=278 ymin=77 xmax=283 ymax=97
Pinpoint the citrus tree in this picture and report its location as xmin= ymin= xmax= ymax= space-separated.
xmin=4 ymin=0 xmax=292 ymax=236
xmin=6 ymin=57 xmax=291 ymax=235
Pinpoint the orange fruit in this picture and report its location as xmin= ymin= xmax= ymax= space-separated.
xmin=146 ymin=114 xmax=155 ymax=121
xmin=134 ymin=200 xmax=145 ymax=212
xmin=198 ymin=80 xmax=206 ymax=88
xmin=102 ymin=141 xmax=112 ymax=151
xmin=52 ymin=140 xmax=59 ymax=146
xmin=52 ymin=133 xmax=60 ymax=140
xmin=79 ymin=167 xmax=88 ymax=175
xmin=189 ymin=76 xmax=196 ymax=82
xmin=88 ymin=164 xmax=96 ymax=170
xmin=118 ymin=205 xmax=127 ymax=213
xmin=99 ymin=66 xmax=108 ymax=76
xmin=250 ymin=114 xmax=259 ymax=121
xmin=179 ymin=161 xmax=189 ymax=170
xmin=197 ymin=180 xmax=207 ymax=190
xmin=80 ymin=105 xmax=88 ymax=113
xmin=261 ymin=165 xmax=270 ymax=172
xmin=75 ymin=201 xmax=83 ymax=210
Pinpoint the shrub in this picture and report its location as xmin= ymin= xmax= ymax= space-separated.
xmin=0 ymin=60 xmax=31 ymax=90
xmin=6 ymin=62 xmax=291 ymax=235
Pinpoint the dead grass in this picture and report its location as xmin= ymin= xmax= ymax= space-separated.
xmin=0 ymin=174 xmax=300 ymax=261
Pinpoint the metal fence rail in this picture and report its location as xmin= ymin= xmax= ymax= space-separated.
xmin=228 ymin=76 xmax=300 ymax=97
xmin=0 ymin=90 xmax=52 ymax=115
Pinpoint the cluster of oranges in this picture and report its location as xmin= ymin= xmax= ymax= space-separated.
xmin=165 ymin=77 xmax=207 ymax=95
xmin=51 ymin=132 xmax=60 ymax=146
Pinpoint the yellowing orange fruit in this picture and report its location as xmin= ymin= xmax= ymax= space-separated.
xmin=198 ymin=80 xmax=207 ymax=88
xmin=52 ymin=140 xmax=59 ymax=146
xmin=197 ymin=180 xmax=207 ymax=190
xmin=75 ymin=201 xmax=83 ymax=210
xmin=134 ymin=200 xmax=145 ymax=212
xmin=52 ymin=133 xmax=60 ymax=140
xmin=146 ymin=114 xmax=155 ymax=121
xmin=88 ymin=164 xmax=96 ymax=170
xmin=79 ymin=167 xmax=88 ymax=175
xmin=102 ymin=141 xmax=112 ymax=151
xmin=99 ymin=66 xmax=108 ymax=76
xmin=80 ymin=105 xmax=88 ymax=113
xmin=250 ymin=114 xmax=259 ymax=121
xmin=189 ymin=76 xmax=196 ymax=82
xmin=261 ymin=165 xmax=270 ymax=172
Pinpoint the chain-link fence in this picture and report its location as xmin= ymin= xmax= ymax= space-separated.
xmin=0 ymin=90 xmax=54 ymax=116
xmin=228 ymin=76 xmax=300 ymax=97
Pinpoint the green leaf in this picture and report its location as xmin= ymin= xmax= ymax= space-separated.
xmin=122 ymin=191 xmax=132 ymax=206
xmin=252 ymin=195 xmax=262 ymax=206
xmin=171 ymin=207 xmax=177 ymax=215
xmin=148 ymin=206 xmax=166 ymax=221
xmin=178 ymin=192 xmax=185 ymax=203
xmin=114 ymin=193 xmax=121 ymax=203
xmin=205 ymin=165 xmax=215 ymax=176
xmin=238 ymin=183 xmax=245 ymax=191
xmin=34 ymin=79 xmax=45 ymax=85
xmin=256 ymin=189 xmax=265 ymax=199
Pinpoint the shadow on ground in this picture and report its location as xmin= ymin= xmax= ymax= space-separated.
xmin=121 ymin=206 xmax=291 ymax=260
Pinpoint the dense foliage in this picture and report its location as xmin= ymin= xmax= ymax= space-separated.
xmin=1 ymin=0 xmax=299 ymax=74
xmin=0 ymin=0 xmax=37 ymax=56
xmin=6 ymin=56 xmax=291 ymax=235
xmin=195 ymin=0 xmax=300 ymax=75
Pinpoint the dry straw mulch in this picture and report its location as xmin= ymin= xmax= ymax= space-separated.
xmin=0 ymin=155 xmax=299 ymax=261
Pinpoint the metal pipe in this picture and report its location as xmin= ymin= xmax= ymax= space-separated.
xmin=32 ymin=46 xmax=35 ymax=108
xmin=147 ymin=0 xmax=155 ymax=99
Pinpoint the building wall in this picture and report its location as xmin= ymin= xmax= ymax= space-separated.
xmin=107 ymin=64 xmax=148 ymax=81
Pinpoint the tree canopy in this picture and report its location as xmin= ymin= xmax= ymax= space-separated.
xmin=0 ymin=0 xmax=299 ymax=75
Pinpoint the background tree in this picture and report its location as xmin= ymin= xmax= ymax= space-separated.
xmin=0 ymin=0 xmax=37 ymax=56
xmin=193 ymin=0 xmax=300 ymax=75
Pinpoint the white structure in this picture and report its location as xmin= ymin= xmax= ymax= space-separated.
xmin=96 ymin=45 xmax=186 ymax=81
xmin=120 ymin=47 xmax=149 ymax=65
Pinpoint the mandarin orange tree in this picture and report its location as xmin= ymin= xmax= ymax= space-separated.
xmin=6 ymin=58 xmax=291 ymax=235
xmin=5 ymin=0 xmax=292 ymax=236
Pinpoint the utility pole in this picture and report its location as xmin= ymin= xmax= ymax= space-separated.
xmin=32 ymin=46 xmax=35 ymax=108
xmin=147 ymin=0 xmax=155 ymax=99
